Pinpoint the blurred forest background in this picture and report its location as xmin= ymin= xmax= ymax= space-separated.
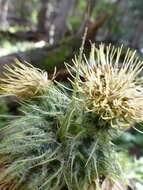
xmin=0 ymin=0 xmax=143 ymax=189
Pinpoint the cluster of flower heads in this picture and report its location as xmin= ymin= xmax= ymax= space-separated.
xmin=0 ymin=60 xmax=53 ymax=100
xmin=71 ymin=43 xmax=143 ymax=124
xmin=1 ymin=43 xmax=143 ymax=126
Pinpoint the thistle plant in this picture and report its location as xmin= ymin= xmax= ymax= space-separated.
xmin=0 ymin=42 xmax=143 ymax=190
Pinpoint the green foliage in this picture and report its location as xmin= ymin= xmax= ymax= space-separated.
xmin=119 ymin=152 xmax=143 ymax=190
xmin=130 ymin=158 xmax=143 ymax=189
xmin=0 ymin=40 xmax=35 ymax=56
xmin=115 ymin=130 xmax=143 ymax=153
xmin=42 ymin=46 xmax=73 ymax=72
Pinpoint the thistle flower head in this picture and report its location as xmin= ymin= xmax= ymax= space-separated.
xmin=72 ymin=44 xmax=143 ymax=124
xmin=0 ymin=60 xmax=53 ymax=100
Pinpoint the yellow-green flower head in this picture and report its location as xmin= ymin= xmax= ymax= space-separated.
xmin=72 ymin=44 xmax=143 ymax=124
xmin=0 ymin=60 xmax=53 ymax=100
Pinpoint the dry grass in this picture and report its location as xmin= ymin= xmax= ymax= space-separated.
xmin=83 ymin=177 xmax=127 ymax=190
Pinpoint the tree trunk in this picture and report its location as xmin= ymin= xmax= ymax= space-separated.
xmin=37 ymin=0 xmax=49 ymax=33
xmin=52 ymin=0 xmax=75 ymax=42
xmin=0 ymin=30 xmax=46 ymax=41
xmin=0 ymin=0 xmax=9 ymax=29
xmin=130 ymin=20 xmax=143 ymax=49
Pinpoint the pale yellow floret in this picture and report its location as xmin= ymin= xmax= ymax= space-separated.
xmin=72 ymin=43 xmax=143 ymax=124
xmin=0 ymin=60 xmax=53 ymax=100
